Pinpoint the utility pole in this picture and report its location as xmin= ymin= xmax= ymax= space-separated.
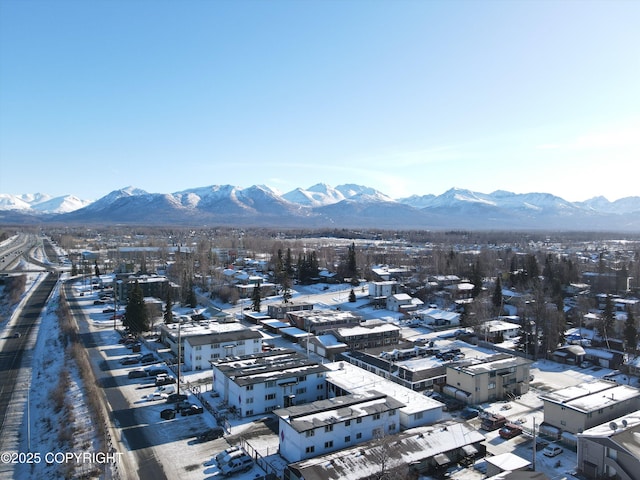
xmin=532 ymin=417 xmax=536 ymax=471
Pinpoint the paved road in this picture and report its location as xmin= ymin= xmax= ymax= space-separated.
xmin=0 ymin=273 xmax=56 ymax=435
xmin=64 ymin=282 xmax=168 ymax=480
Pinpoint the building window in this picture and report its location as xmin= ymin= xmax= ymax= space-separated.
xmin=265 ymin=393 xmax=276 ymax=401
xmin=389 ymin=410 xmax=396 ymax=416
xmin=298 ymin=375 xmax=307 ymax=382
xmin=356 ymin=432 xmax=362 ymax=439
xmin=195 ymin=346 xmax=201 ymax=351
xmin=317 ymin=384 xmax=324 ymax=390
xmin=305 ymin=430 xmax=315 ymax=437
xmin=389 ymin=423 xmax=396 ymax=431
xmin=345 ymin=420 xmax=351 ymax=426
xmin=324 ymin=441 xmax=333 ymax=449
xmin=345 ymin=436 xmax=351 ymax=442
xmin=305 ymin=446 xmax=315 ymax=454
xmin=296 ymin=387 xmax=306 ymax=395
xmin=195 ymin=355 xmax=202 ymax=360
xmin=373 ymin=413 xmax=381 ymax=420
xmin=213 ymin=343 xmax=220 ymax=348
xmin=246 ymin=385 xmax=253 ymax=391
xmin=246 ymin=397 xmax=254 ymax=404
xmin=356 ymin=418 xmax=362 ymax=424
xmin=245 ymin=409 xmax=253 ymax=416
xmin=325 ymin=425 xmax=333 ymax=432
xmin=414 ymin=412 xmax=423 ymax=420
xmin=266 ymin=381 xmax=276 ymax=388
xmin=488 ymin=382 xmax=496 ymax=389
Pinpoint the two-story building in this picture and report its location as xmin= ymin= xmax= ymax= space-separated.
xmin=577 ymin=412 xmax=640 ymax=480
xmin=275 ymin=390 xmax=405 ymax=463
xmin=332 ymin=320 xmax=401 ymax=350
xmin=325 ymin=361 xmax=444 ymax=429
xmin=541 ymin=380 xmax=640 ymax=435
xmin=444 ymin=354 xmax=531 ymax=404
xmin=183 ymin=327 xmax=263 ymax=371
xmin=211 ymin=349 xmax=330 ymax=417
xmin=286 ymin=309 xmax=362 ymax=334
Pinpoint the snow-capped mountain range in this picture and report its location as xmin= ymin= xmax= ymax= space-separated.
xmin=2 ymin=184 xmax=640 ymax=231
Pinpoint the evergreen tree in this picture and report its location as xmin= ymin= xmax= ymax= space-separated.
xmin=124 ymin=280 xmax=149 ymax=333
xmin=251 ymin=282 xmax=262 ymax=312
xmin=623 ymin=306 xmax=637 ymax=356
xmin=185 ymin=278 xmax=197 ymax=308
xmin=470 ymin=259 xmax=483 ymax=298
xmin=492 ymin=276 xmax=503 ymax=314
xmin=164 ymin=288 xmax=174 ymax=324
xmin=600 ymin=294 xmax=615 ymax=346
xmin=94 ymin=260 xmax=101 ymax=278
xmin=349 ymin=288 xmax=356 ymax=302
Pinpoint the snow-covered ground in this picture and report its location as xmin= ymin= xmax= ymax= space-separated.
xmin=3 ymin=256 xmax=628 ymax=480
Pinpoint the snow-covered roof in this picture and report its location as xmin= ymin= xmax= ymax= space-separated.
xmin=542 ymin=381 xmax=640 ymax=413
xmin=286 ymin=422 xmax=484 ymax=480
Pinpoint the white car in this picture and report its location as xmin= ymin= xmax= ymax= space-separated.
xmin=220 ymin=454 xmax=253 ymax=476
xmin=143 ymin=392 xmax=168 ymax=402
xmin=542 ymin=445 xmax=563 ymax=457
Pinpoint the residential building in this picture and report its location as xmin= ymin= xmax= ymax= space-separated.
xmin=268 ymin=301 xmax=313 ymax=320
xmin=325 ymin=361 xmax=444 ymax=429
xmin=541 ymin=380 xmax=640 ymax=435
xmin=577 ymin=412 xmax=640 ymax=480
xmin=286 ymin=309 xmax=361 ymax=334
xmin=211 ymin=349 xmax=330 ymax=417
xmin=283 ymin=422 xmax=485 ymax=480
xmin=332 ymin=320 xmax=400 ymax=350
xmin=386 ymin=293 xmax=423 ymax=313
xmin=183 ymin=327 xmax=263 ymax=371
xmin=275 ymin=390 xmax=405 ymax=462
xmin=444 ymin=354 xmax=532 ymax=404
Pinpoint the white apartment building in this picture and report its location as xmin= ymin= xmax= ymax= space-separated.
xmin=211 ymin=349 xmax=330 ymax=417
xmin=325 ymin=361 xmax=444 ymax=429
xmin=274 ymin=390 xmax=405 ymax=463
xmin=183 ymin=327 xmax=263 ymax=371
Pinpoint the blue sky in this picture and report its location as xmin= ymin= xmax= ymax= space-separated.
xmin=1 ymin=0 xmax=638 ymax=202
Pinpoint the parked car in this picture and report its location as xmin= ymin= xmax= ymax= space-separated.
xmin=460 ymin=407 xmax=481 ymax=420
xmin=215 ymin=447 xmax=243 ymax=465
xmin=13 ymin=332 xmax=22 ymax=338
xmin=542 ymin=445 xmax=563 ymax=457
xmin=93 ymin=299 xmax=106 ymax=305
xmin=218 ymin=450 xmax=248 ymax=469
xmin=166 ymin=393 xmax=188 ymax=404
xmin=220 ymin=454 xmax=253 ymax=476
xmin=146 ymin=367 xmax=168 ymax=376
xmin=102 ymin=308 xmax=115 ymax=314
xmin=139 ymin=353 xmax=157 ymax=363
xmin=120 ymin=356 xmax=140 ymax=365
xmin=155 ymin=375 xmax=176 ymax=386
xmin=180 ymin=404 xmax=204 ymax=416
xmin=499 ymin=423 xmax=523 ymax=439
xmin=196 ymin=427 xmax=225 ymax=442
xmin=128 ymin=369 xmax=148 ymax=379
xmin=156 ymin=384 xmax=176 ymax=395
xmin=160 ymin=408 xmax=176 ymax=420
xmin=143 ymin=392 xmax=168 ymax=402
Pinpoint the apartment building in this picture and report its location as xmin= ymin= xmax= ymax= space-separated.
xmin=541 ymin=380 xmax=640 ymax=435
xmin=275 ymin=390 xmax=404 ymax=462
xmin=211 ymin=349 xmax=330 ymax=417
xmin=444 ymin=354 xmax=532 ymax=404
xmin=283 ymin=421 xmax=485 ymax=480
xmin=325 ymin=361 xmax=444 ymax=429
xmin=577 ymin=412 xmax=640 ymax=480
xmin=183 ymin=328 xmax=262 ymax=371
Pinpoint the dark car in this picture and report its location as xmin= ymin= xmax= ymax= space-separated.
xmin=460 ymin=407 xmax=481 ymax=420
xmin=181 ymin=404 xmax=204 ymax=416
xmin=128 ymin=369 xmax=148 ymax=379
xmin=139 ymin=354 xmax=156 ymax=363
xmin=120 ymin=356 xmax=140 ymax=365
xmin=102 ymin=308 xmax=115 ymax=314
xmin=155 ymin=375 xmax=176 ymax=387
xmin=160 ymin=408 xmax=176 ymax=420
xmin=146 ymin=367 xmax=168 ymax=377
xmin=196 ymin=427 xmax=225 ymax=442
xmin=93 ymin=299 xmax=106 ymax=305
xmin=165 ymin=393 xmax=188 ymax=404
